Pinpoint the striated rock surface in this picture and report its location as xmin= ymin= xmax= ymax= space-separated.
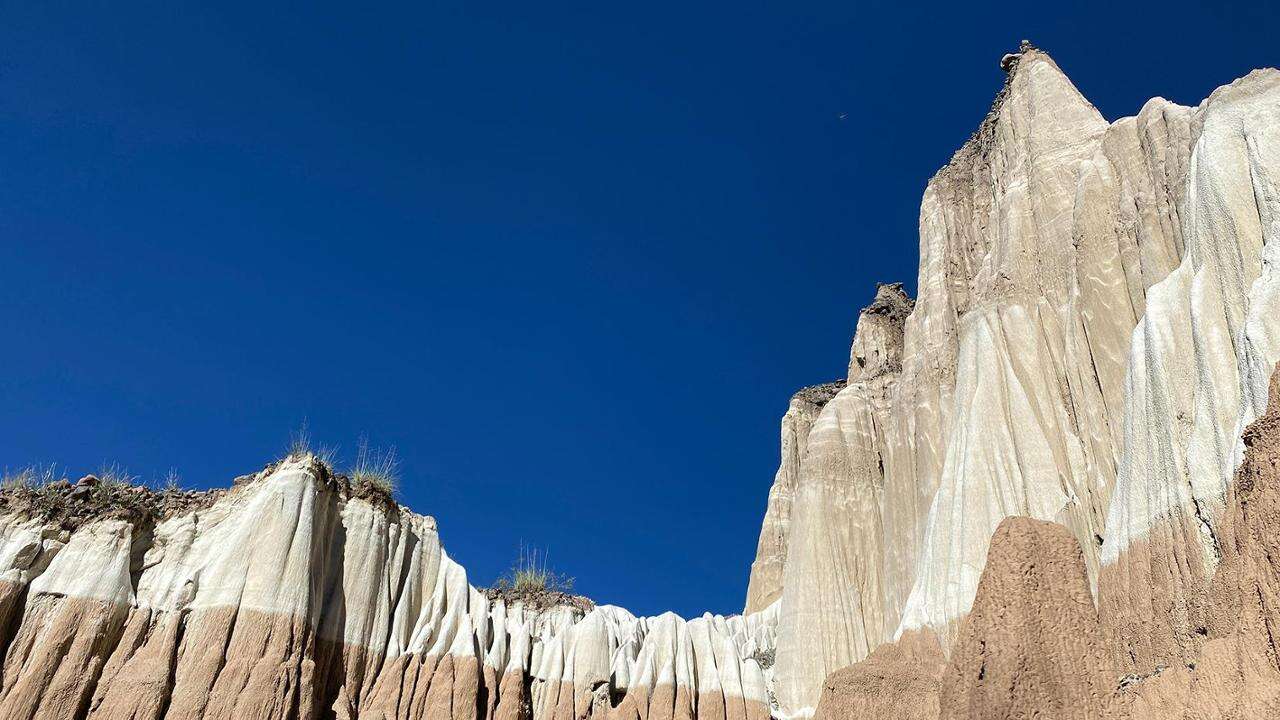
xmin=4 ymin=41 xmax=1279 ymax=720
xmin=769 ymin=282 xmax=912 ymax=713
xmin=746 ymin=283 xmax=916 ymax=621
xmin=938 ymin=517 xmax=1117 ymax=720
xmin=1119 ymin=364 xmax=1280 ymax=718
xmin=744 ymin=380 xmax=844 ymax=615
xmin=1098 ymin=66 xmax=1280 ymax=676
xmin=749 ymin=42 xmax=1280 ymax=716
xmin=811 ymin=629 xmax=944 ymax=720
xmin=848 ymin=283 xmax=914 ymax=382
xmin=0 ymin=458 xmax=775 ymax=720
xmin=813 ymin=368 xmax=1280 ymax=719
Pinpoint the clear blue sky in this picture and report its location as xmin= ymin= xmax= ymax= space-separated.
xmin=0 ymin=1 xmax=1270 ymax=618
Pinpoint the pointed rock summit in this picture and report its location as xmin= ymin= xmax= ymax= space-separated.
xmin=849 ymin=282 xmax=913 ymax=382
xmin=749 ymin=43 xmax=1280 ymax=717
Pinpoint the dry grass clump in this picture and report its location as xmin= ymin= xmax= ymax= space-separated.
xmin=286 ymin=422 xmax=338 ymax=469
xmin=350 ymin=438 xmax=398 ymax=504
xmin=0 ymin=465 xmax=58 ymax=491
xmin=92 ymin=463 xmax=136 ymax=500
xmin=508 ymin=544 xmax=572 ymax=593
xmin=0 ymin=464 xmax=74 ymax=523
xmin=279 ymin=425 xmax=409 ymax=508
xmin=162 ymin=468 xmax=184 ymax=493
xmin=483 ymin=544 xmax=591 ymax=612
xmin=0 ymin=424 xmax=412 ymax=533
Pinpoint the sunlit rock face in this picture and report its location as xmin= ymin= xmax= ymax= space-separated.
xmin=767 ymin=282 xmax=912 ymax=715
xmin=744 ymin=381 xmax=844 ymax=616
xmin=748 ymin=43 xmax=1280 ymax=717
xmin=1097 ymin=68 xmax=1280 ymax=676
xmin=937 ymin=517 xmax=1118 ymax=720
xmin=1 ymin=42 xmax=1277 ymax=720
xmin=813 ymin=368 xmax=1280 ymax=719
xmin=0 ymin=458 xmax=776 ymax=720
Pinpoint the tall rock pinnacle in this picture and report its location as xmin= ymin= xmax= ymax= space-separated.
xmin=750 ymin=43 xmax=1280 ymax=718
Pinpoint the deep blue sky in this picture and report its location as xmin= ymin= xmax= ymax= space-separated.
xmin=0 ymin=1 xmax=1271 ymax=617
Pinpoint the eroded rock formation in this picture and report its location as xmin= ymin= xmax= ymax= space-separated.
xmin=750 ymin=43 xmax=1280 ymax=717
xmin=938 ymin=518 xmax=1117 ymax=720
xmin=0 ymin=459 xmax=775 ymax=720
xmin=810 ymin=629 xmax=944 ymax=720
xmin=1113 ymin=364 xmax=1280 ymax=717
xmin=744 ymin=381 xmax=844 ymax=616
xmin=815 ymin=370 xmax=1280 ymax=718
xmin=3 ymin=41 xmax=1278 ymax=720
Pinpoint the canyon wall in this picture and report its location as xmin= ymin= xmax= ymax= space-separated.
xmin=0 ymin=459 xmax=775 ymax=720
xmin=814 ymin=366 xmax=1280 ymax=719
xmin=747 ymin=44 xmax=1280 ymax=717
xmin=0 ymin=42 xmax=1276 ymax=720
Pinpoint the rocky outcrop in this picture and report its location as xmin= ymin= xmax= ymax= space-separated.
xmin=744 ymin=381 xmax=844 ymax=615
xmin=813 ymin=367 xmax=1280 ymax=718
xmin=848 ymin=284 xmax=914 ymax=382
xmin=4 ymin=41 xmax=1278 ymax=720
xmin=746 ymin=284 xmax=916 ymax=620
xmin=1114 ymin=364 xmax=1280 ymax=718
xmin=939 ymin=518 xmax=1117 ymax=720
xmin=0 ymin=458 xmax=775 ymax=720
xmin=1098 ymin=66 xmax=1280 ymax=676
xmin=812 ymin=517 xmax=1116 ymax=720
xmin=749 ymin=43 xmax=1280 ymax=716
xmin=769 ymin=280 xmax=912 ymax=714
xmin=811 ymin=629 xmax=944 ymax=720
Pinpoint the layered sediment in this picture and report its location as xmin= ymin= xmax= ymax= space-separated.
xmin=3 ymin=41 xmax=1279 ymax=720
xmin=750 ymin=43 xmax=1280 ymax=716
xmin=816 ymin=368 xmax=1280 ymax=718
xmin=0 ymin=460 xmax=775 ymax=720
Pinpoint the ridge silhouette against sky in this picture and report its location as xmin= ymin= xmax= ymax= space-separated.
xmin=0 ymin=1 xmax=1271 ymax=617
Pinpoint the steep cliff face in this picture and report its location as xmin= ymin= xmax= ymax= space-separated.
xmin=1098 ymin=67 xmax=1280 ymax=675
xmin=766 ymin=283 xmax=912 ymax=712
xmin=743 ymin=284 xmax=912 ymax=619
xmin=4 ymin=43 xmax=1277 ymax=720
xmin=0 ymin=459 xmax=775 ymax=720
xmin=815 ymin=368 xmax=1280 ymax=719
xmin=744 ymin=381 xmax=844 ymax=615
xmin=750 ymin=44 xmax=1280 ymax=717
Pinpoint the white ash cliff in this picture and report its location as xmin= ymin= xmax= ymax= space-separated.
xmin=0 ymin=460 xmax=775 ymax=720
xmin=749 ymin=43 xmax=1280 ymax=717
xmin=743 ymin=379 xmax=845 ymax=616
xmin=5 ymin=41 xmax=1280 ymax=720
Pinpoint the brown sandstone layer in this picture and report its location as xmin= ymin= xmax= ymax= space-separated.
xmin=939 ymin=518 xmax=1117 ymax=720
xmin=1116 ymin=366 xmax=1280 ymax=718
xmin=1095 ymin=510 xmax=1215 ymax=675
xmin=0 ymin=457 xmax=775 ymax=720
xmin=814 ymin=365 xmax=1280 ymax=720
xmin=811 ymin=629 xmax=944 ymax=720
